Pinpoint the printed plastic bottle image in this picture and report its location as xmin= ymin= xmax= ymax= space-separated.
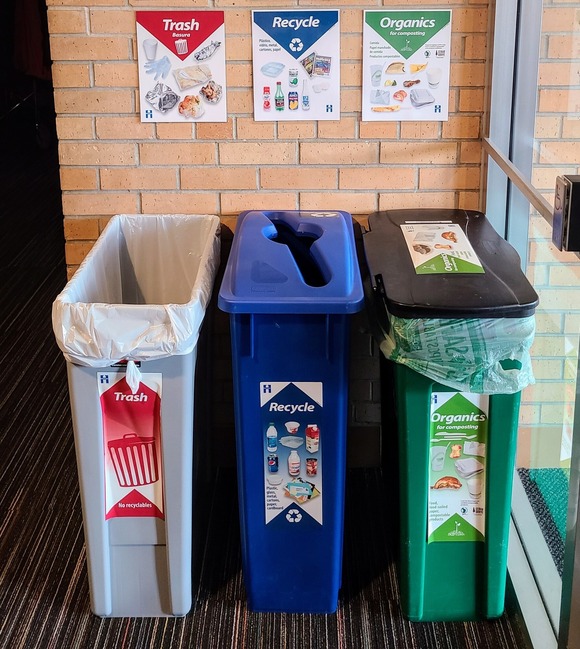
xmin=275 ymin=81 xmax=284 ymax=111
xmin=266 ymin=422 xmax=278 ymax=452
xmin=263 ymin=86 xmax=271 ymax=111
xmin=301 ymin=79 xmax=310 ymax=111
xmin=288 ymin=449 xmax=300 ymax=476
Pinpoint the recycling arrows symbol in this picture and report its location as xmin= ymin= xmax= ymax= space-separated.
xmin=286 ymin=509 xmax=303 ymax=523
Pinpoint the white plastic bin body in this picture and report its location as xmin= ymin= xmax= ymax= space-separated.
xmin=52 ymin=214 xmax=220 ymax=617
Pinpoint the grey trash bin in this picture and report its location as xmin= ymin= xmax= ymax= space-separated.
xmin=52 ymin=214 xmax=220 ymax=617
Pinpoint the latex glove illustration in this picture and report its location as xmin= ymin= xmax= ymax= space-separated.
xmin=144 ymin=56 xmax=171 ymax=81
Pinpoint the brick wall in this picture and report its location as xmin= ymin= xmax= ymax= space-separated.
xmin=517 ymin=1 xmax=580 ymax=470
xmin=46 ymin=0 xmax=490 ymax=465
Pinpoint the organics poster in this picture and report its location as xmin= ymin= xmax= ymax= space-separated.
xmin=400 ymin=222 xmax=485 ymax=274
xmin=362 ymin=10 xmax=452 ymax=121
xmin=252 ymin=10 xmax=340 ymax=121
xmin=260 ymin=382 xmax=324 ymax=526
xmin=428 ymin=392 xmax=488 ymax=543
xmin=98 ymin=371 xmax=164 ymax=520
xmin=136 ymin=11 xmax=226 ymax=123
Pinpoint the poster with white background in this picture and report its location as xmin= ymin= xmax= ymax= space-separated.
xmin=252 ymin=10 xmax=340 ymax=121
xmin=363 ymin=10 xmax=451 ymax=122
xmin=136 ymin=11 xmax=226 ymax=123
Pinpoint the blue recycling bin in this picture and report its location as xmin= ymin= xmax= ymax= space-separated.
xmin=218 ymin=210 xmax=364 ymax=613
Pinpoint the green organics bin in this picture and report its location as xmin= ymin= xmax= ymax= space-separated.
xmin=363 ymin=209 xmax=538 ymax=622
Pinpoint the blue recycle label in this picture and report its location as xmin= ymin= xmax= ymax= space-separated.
xmin=253 ymin=11 xmax=339 ymax=59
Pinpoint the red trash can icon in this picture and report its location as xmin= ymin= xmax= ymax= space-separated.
xmin=107 ymin=433 xmax=160 ymax=487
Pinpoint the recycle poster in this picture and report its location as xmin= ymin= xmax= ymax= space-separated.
xmin=260 ymin=382 xmax=324 ymax=526
xmin=252 ymin=10 xmax=340 ymax=121
xmin=136 ymin=11 xmax=226 ymax=123
xmin=362 ymin=10 xmax=452 ymax=122
xmin=428 ymin=392 xmax=488 ymax=543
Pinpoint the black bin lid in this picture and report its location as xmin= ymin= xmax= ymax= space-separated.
xmin=363 ymin=209 xmax=538 ymax=319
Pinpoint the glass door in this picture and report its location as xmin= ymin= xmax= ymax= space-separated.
xmin=484 ymin=1 xmax=580 ymax=647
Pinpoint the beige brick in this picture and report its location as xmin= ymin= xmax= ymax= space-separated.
xmin=65 ymin=240 xmax=95 ymax=267
xmin=318 ymin=117 xmax=357 ymax=139
xmin=100 ymin=167 xmax=177 ymax=190
xmin=341 ymin=9 xmax=364 ymax=32
xmin=532 ymin=167 xmax=575 ymax=192
xmin=533 ymin=359 xmax=565 ymax=381
xmin=47 ymin=8 xmax=86 ymax=33
xmin=534 ymin=313 xmax=563 ymax=335
xmin=565 ymin=314 xmax=580 ymax=334
xmin=94 ymin=63 xmax=138 ymax=87
xmin=459 ymin=88 xmax=484 ymax=112
xmin=540 ymin=142 xmax=580 ymax=164
xmin=219 ymin=142 xmax=296 ymax=165
xmin=63 ymin=217 xmax=100 ymax=240
xmin=140 ymin=142 xmax=216 ymax=165
xmin=518 ymin=405 xmax=541 ymax=426
xmin=141 ymin=192 xmax=219 ymax=214
xmin=220 ymin=192 xmax=296 ymax=215
xmin=563 ymin=117 xmax=580 ymax=139
xmin=226 ymin=35 xmax=252 ymax=61
xmin=549 ymin=265 xmax=580 ymax=287
xmin=453 ymin=8 xmax=488 ymax=32
xmin=548 ymin=35 xmax=578 ymax=59
xmin=464 ymin=34 xmax=487 ymax=60
xmin=442 ymin=115 xmax=480 ymax=139
xmin=54 ymin=89 xmax=133 ymax=114
xmin=534 ymin=115 xmax=562 ymax=139
xmin=420 ymin=167 xmax=480 ymax=190
xmin=460 ymin=141 xmax=482 ymax=164
xmin=60 ymin=141 xmax=135 ymax=165
xmin=130 ymin=0 xmax=209 ymax=5
xmin=539 ymin=89 xmax=580 ymax=112
xmin=457 ymin=192 xmax=480 ymax=211
xmin=227 ymin=63 xmax=252 ymax=87
xmin=538 ymin=62 xmax=580 ymax=86
xmin=155 ymin=122 xmax=195 ymax=140
xmin=182 ymin=167 xmax=257 ymax=190
xmin=542 ymin=7 xmax=578 ymax=31
xmin=96 ymin=116 xmax=154 ymax=140
xmin=359 ymin=121 xmax=398 ymax=139
xmin=339 ymin=167 xmax=415 ymax=190
xmin=56 ymin=116 xmax=93 ymax=139
xmin=450 ymin=62 xmax=485 ymax=87
xmin=226 ymin=89 xmax=253 ymax=114
xmin=48 ymin=0 xmax=123 ymax=5
xmin=60 ymin=167 xmax=98 ymax=190
xmin=341 ymin=34 xmax=362 ymax=60
xmin=341 ymin=63 xmax=361 ymax=87
xmin=379 ymin=192 xmax=456 ymax=211
xmin=197 ymin=120 xmax=235 ymax=140
xmin=90 ymin=9 xmax=136 ymax=34
xmin=341 ymin=88 xmax=360 ymax=113
xmin=49 ymin=35 xmax=129 ymax=60
xmin=299 ymin=192 xmax=377 ymax=214
xmin=277 ymin=122 xmax=316 ymax=139
xmin=261 ymin=168 xmax=337 ymax=190
xmin=400 ymin=122 xmax=440 ymax=140
xmin=379 ymin=141 xmax=458 ymax=165
xmin=62 ymin=192 xmax=138 ymax=215
xmin=236 ymin=118 xmax=276 ymax=140
xmin=51 ymin=63 xmax=90 ymax=87
xmin=301 ymin=142 xmax=378 ymax=165
xmin=535 ymin=288 xmax=580 ymax=313
xmin=224 ymin=10 xmax=252 ymax=34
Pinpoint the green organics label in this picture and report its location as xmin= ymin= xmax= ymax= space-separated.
xmin=365 ymin=11 xmax=451 ymax=59
xmin=428 ymin=392 xmax=488 ymax=543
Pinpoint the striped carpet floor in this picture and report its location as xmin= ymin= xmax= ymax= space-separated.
xmin=0 ymin=108 xmax=531 ymax=649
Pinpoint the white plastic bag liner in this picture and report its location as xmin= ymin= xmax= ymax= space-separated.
xmin=52 ymin=214 xmax=220 ymax=368
xmin=381 ymin=313 xmax=536 ymax=394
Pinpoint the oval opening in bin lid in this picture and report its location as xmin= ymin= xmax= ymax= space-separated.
xmin=363 ymin=209 xmax=538 ymax=319
xmin=218 ymin=210 xmax=364 ymax=314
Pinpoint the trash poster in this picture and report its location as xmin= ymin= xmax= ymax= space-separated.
xmin=252 ymin=10 xmax=340 ymax=121
xmin=260 ymin=382 xmax=323 ymax=526
xmin=99 ymin=371 xmax=164 ymax=520
xmin=136 ymin=11 xmax=226 ymax=123
xmin=428 ymin=392 xmax=488 ymax=543
xmin=362 ymin=10 xmax=452 ymax=121
xmin=400 ymin=222 xmax=484 ymax=274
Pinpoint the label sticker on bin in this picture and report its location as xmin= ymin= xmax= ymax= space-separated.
xmin=400 ymin=222 xmax=484 ymax=275
xmin=98 ymin=371 xmax=164 ymax=520
xmin=427 ymin=392 xmax=488 ymax=543
xmin=260 ymin=382 xmax=323 ymax=526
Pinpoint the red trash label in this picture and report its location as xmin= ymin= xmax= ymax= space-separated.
xmin=98 ymin=372 xmax=164 ymax=520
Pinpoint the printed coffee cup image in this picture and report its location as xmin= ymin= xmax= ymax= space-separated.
xmin=427 ymin=67 xmax=442 ymax=89
xmin=143 ymin=39 xmax=158 ymax=61
xmin=467 ymin=476 xmax=483 ymax=497
xmin=430 ymin=446 xmax=445 ymax=472
xmin=371 ymin=65 xmax=382 ymax=87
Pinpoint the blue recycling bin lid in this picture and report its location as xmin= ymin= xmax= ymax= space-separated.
xmin=218 ymin=210 xmax=365 ymax=314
